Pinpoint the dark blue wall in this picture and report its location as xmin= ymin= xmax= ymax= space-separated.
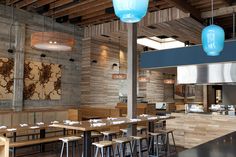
xmin=140 ymin=40 xmax=236 ymax=69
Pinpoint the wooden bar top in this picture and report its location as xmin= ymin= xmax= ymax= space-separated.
xmin=52 ymin=115 xmax=173 ymax=131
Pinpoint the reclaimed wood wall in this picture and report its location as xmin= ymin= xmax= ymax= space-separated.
xmin=0 ymin=5 xmax=83 ymax=110
xmin=81 ymin=38 xmax=167 ymax=107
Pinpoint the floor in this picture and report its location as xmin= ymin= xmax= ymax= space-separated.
xmin=13 ymin=143 xmax=186 ymax=157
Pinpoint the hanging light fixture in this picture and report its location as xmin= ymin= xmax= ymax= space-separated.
xmin=31 ymin=1 xmax=75 ymax=52
xmin=201 ymin=0 xmax=225 ymax=56
xmin=112 ymin=0 xmax=149 ymax=23
xmin=31 ymin=32 xmax=75 ymax=52
xmin=163 ymin=73 xmax=175 ymax=84
xmin=138 ymin=70 xmax=150 ymax=83
xmin=112 ymin=37 xmax=127 ymax=80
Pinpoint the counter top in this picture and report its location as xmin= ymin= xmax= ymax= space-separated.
xmin=171 ymin=131 xmax=236 ymax=157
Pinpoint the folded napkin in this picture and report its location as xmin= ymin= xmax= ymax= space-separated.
xmin=91 ymin=123 xmax=106 ymax=127
xmin=159 ymin=115 xmax=170 ymax=119
xmin=129 ymin=118 xmax=141 ymax=122
xmin=30 ymin=126 xmax=40 ymax=129
xmin=148 ymin=116 xmax=158 ymax=120
xmin=7 ymin=128 xmax=17 ymax=131
xmin=36 ymin=122 xmax=44 ymax=125
xmin=0 ymin=126 xmax=7 ymax=129
xmin=112 ymin=121 xmax=125 ymax=125
xmin=107 ymin=117 xmax=118 ymax=120
xmin=20 ymin=124 xmax=28 ymax=127
xmin=68 ymin=121 xmax=80 ymax=125
xmin=139 ymin=114 xmax=149 ymax=117
xmin=89 ymin=119 xmax=102 ymax=123
xmin=51 ymin=121 xmax=59 ymax=124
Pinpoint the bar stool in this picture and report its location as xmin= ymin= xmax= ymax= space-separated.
xmin=101 ymin=130 xmax=119 ymax=141
xmin=120 ymin=128 xmax=128 ymax=137
xmin=59 ymin=136 xmax=82 ymax=157
xmin=159 ymin=129 xmax=177 ymax=156
xmin=131 ymin=135 xmax=148 ymax=157
xmin=113 ymin=137 xmax=133 ymax=157
xmin=148 ymin=132 xmax=166 ymax=156
xmin=92 ymin=140 xmax=116 ymax=157
xmin=137 ymin=126 xmax=147 ymax=135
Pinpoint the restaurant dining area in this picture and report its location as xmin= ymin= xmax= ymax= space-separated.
xmin=1 ymin=0 xmax=236 ymax=157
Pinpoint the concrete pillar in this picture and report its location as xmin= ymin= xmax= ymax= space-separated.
xmin=12 ymin=22 xmax=25 ymax=111
xmin=127 ymin=23 xmax=138 ymax=139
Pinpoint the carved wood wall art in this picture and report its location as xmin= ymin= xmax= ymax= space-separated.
xmin=0 ymin=58 xmax=14 ymax=100
xmin=24 ymin=60 xmax=61 ymax=100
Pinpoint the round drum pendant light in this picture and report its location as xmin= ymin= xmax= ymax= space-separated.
xmin=31 ymin=32 xmax=75 ymax=52
xmin=112 ymin=0 xmax=149 ymax=23
xmin=201 ymin=0 xmax=225 ymax=56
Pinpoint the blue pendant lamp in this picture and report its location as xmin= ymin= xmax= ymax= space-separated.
xmin=112 ymin=0 xmax=149 ymax=23
xmin=201 ymin=0 xmax=225 ymax=56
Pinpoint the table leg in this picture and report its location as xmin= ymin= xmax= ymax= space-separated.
xmin=40 ymin=129 xmax=46 ymax=152
xmin=148 ymin=121 xmax=155 ymax=155
xmin=83 ymin=131 xmax=91 ymax=157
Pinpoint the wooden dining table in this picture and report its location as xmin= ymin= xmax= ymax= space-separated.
xmin=52 ymin=115 xmax=174 ymax=157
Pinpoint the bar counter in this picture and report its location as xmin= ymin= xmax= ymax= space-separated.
xmin=167 ymin=112 xmax=236 ymax=148
xmin=171 ymin=131 xmax=236 ymax=157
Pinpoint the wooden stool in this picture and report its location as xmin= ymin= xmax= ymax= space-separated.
xmin=159 ymin=129 xmax=177 ymax=156
xmin=92 ymin=141 xmax=116 ymax=157
xmin=59 ymin=136 xmax=81 ymax=157
xmin=148 ymin=132 xmax=165 ymax=156
xmin=120 ymin=128 xmax=128 ymax=137
xmin=113 ymin=137 xmax=133 ymax=157
xmin=101 ymin=131 xmax=119 ymax=141
xmin=137 ymin=126 xmax=147 ymax=135
xmin=131 ymin=135 xmax=148 ymax=157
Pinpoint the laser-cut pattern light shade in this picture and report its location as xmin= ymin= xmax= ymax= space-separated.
xmin=112 ymin=0 xmax=149 ymax=23
xmin=202 ymin=24 xmax=225 ymax=56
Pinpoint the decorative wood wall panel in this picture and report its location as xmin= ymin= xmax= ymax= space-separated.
xmin=24 ymin=60 xmax=61 ymax=100
xmin=0 ymin=58 xmax=14 ymax=100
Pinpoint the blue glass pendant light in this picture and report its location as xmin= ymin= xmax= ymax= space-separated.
xmin=112 ymin=0 xmax=149 ymax=23
xmin=201 ymin=0 xmax=225 ymax=56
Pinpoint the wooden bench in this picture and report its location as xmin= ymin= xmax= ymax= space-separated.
xmin=9 ymin=136 xmax=73 ymax=157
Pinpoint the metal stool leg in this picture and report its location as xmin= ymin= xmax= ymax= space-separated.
xmin=101 ymin=148 xmax=104 ymax=157
xmin=60 ymin=142 xmax=65 ymax=157
xmin=66 ymin=142 xmax=69 ymax=157
xmin=94 ymin=147 xmax=99 ymax=157
xmin=171 ymin=132 xmax=177 ymax=153
xmin=138 ymin=140 xmax=143 ymax=157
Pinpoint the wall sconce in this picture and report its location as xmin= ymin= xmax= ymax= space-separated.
xmin=91 ymin=60 xmax=97 ymax=64
xmin=7 ymin=49 xmax=14 ymax=53
xmin=40 ymin=54 xmax=46 ymax=58
xmin=69 ymin=58 xmax=75 ymax=62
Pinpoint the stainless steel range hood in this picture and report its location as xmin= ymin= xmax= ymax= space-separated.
xmin=177 ymin=62 xmax=236 ymax=85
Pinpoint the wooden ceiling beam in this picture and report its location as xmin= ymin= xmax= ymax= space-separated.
xmin=201 ymin=5 xmax=236 ymax=18
xmin=45 ymin=0 xmax=102 ymax=17
xmin=15 ymin=0 xmax=37 ymax=8
xmin=69 ymin=2 xmax=112 ymax=19
xmin=163 ymin=0 xmax=202 ymax=20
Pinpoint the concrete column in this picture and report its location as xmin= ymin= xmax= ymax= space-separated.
xmin=127 ymin=23 xmax=137 ymax=139
xmin=203 ymin=85 xmax=208 ymax=112
xmin=12 ymin=22 xmax=25 ymax=111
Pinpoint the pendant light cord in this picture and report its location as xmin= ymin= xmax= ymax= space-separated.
xmin=211 ymin=0 xmax=214 ymax=24
xmin=118 ymin=37 xmax=121 ymax=74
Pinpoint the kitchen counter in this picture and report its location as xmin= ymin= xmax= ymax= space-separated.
xmin=171 ymin=131 xmax=236 ymax=157
xmin=167 ymin=113 xmax=236 ymax=148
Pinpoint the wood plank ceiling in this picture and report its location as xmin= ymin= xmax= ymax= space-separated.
xmin=3 ymin=0 xmax=236 ymax=41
